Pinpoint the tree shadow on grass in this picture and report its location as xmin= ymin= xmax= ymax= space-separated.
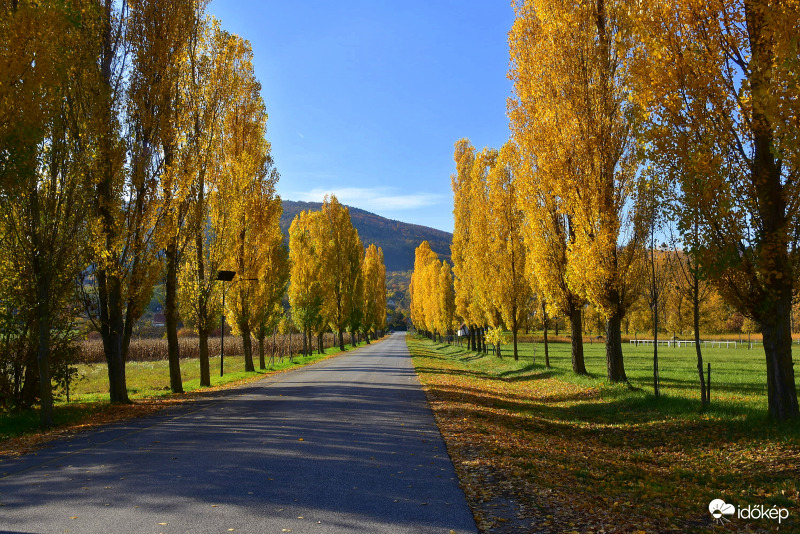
xmin=498 ymin=363 xmax=558 ymax=382
xmin=414 ymin=366 xmax=494 ymax=381
xmin=425 ymin=380 xmax=794 ymax=438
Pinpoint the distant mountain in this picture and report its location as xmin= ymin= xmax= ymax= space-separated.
xmin=280 ymin=200 xmax=452 ymax=272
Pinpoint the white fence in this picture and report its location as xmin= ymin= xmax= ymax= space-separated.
xmin=630 ymin=339 xmax=739 ymax=348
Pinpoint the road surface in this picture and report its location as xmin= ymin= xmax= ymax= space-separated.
xmin=0 ymin=333 xmax=477 ymax=533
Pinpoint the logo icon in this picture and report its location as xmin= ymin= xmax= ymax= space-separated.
xmin=709 ymin=499 xmax=736 ymax=525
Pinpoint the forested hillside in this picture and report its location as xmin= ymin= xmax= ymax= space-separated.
xmin=280 ymin=200 xmax=452 ymax=272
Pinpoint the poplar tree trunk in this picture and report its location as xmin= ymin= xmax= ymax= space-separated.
xmin=99 ymin=272 xmax=129 ymax=403
xmin=259 ymin=336 xmax=266 ymax=369
xmin=96 ymin=3 xmax=128 ymax=404
xmin=569 ymin=305 xmax=587 ymax=375
xmin=512 ymin=311 xmax=519 ymax=361
xmin=338 ymin=330 xmax=344 ymax=351
xmin=606 ymin=312 xmax=627 ymax=382
xmin=744 ymin=0 xmax=798 ymax=420
xmin=653 ymin=310 xmax=659 ymax=397
xmin=651 ymin=241 xmax=659 ymax=398
xmin=512 ymin=329 xmax=518 ymax=361
xmin=199 ymin=332 xmax=210 ymax=387
xmin=543 ymin=317 xmax=550 ymax=369
xmin=761 ymin=297 xmax=799 ymax=420
xmin=243 ymin=328 xmax=254 ymax=372
xmin=195 ymin=141 xmax=210 ymax=387
xmin=542 ymin=302 xmax=550 ymax=368
xmin=29 ymin=192 xmax=54 ymax=427
xmin=165 ymin=240 xmax=183 ymax=394
xmin=693 ymin=274 xmax=707 ymax=408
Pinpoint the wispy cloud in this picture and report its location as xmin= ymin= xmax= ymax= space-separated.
xmin=290 ymin=187 xmax=445 ymax=212
xmin=297 ymin=132 xmax=304 ymax=139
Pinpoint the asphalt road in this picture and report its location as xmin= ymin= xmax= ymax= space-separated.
xmin=0 ymin=333 xmax=477 ymax=534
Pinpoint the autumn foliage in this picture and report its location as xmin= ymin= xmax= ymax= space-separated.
xmin=287 ymin=195 xmax=387 ymax=353
xmin=430 ymin=0 xmax=800 ymax=421
xmin=0 ymin=1 xmax=353 ymax=424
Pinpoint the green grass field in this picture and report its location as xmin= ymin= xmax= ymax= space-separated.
xmin=0 ymin=343 xmax=364 ymax=443
xmin=69 ymin=352 xmax=322 ymax=402
xmin=409 ymin=336 xmax=799 ymax=532
xmin=493 ymin=338 xmax=795 ymax=417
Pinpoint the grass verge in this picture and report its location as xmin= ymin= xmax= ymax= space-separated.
xmin=408 ymin=335 xmax=799 ymax=533
xmin=1 ymin=339 xmax=379 ymax=456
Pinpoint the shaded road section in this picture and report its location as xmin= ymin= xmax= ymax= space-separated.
xmin=0 ymin=333 xmax=476 ymax=533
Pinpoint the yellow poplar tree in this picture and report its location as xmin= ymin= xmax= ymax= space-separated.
xmin=220 ymin=35 xmax=280 ymax=373
xmin=410 ymin=241 xmax=438 ymax=336
xmin=128 ymin=0 xmax=196 ymax=394
xmin=515 ymin=137 xmax=589 ymax=373
xmin=289 ymin=210 xmax=324 ymax=355
xmin=317 ymin=195 xmax=363 ymax=351
xmin=177 ymin=18 xmax=242 ymax=387
xmin=88 ymin=0 xmax=171 ymax=402
xmin=252 ymin=220 xmax=288 ymax=369
xmin=636 ymin=0 xmax=800 ymax=419
xmin=0 ymin=0 xmax=98 ymax=425
xmin=434 ymin=260 xmax=457 ymax=342
xmin=472 ymin=149 xmax=501 ymax=341
xmin=486 ymin=142 xmax=531 ymax=360
xmin=509 ymin=0 xmax=649 ymax=381
xmin=362 ymin=244 xmax=387 ymax=341
xmin=450 ymin=139 xmax=479 ymax=349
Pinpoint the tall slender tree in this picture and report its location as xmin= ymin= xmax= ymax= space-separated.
xmin=451 ymin=139 xmax=479 ymax=349
xmin=128 ymin=0 xmax=196 ymax=394
xmin=0 ymin=0 xmax=98 ymax=425
xmin=410 ymin=241 xmax=439 ymax=336
xmin=362 ymin=244 xmax=387 ymax=341
xmin=88 ymin=0 xmax=165 ymax=403
xmin=316 ymin=196 xmax=363 ymax=351
xmin=486 ymin=142 xmax=531 ymax=360
xmin=252 ymin=220 xmax=288 ymax=369
xmin=289 ymin=210 xmax=323 ymax=354
xmin=636 ymin=0 xmax=800 ymax=419
xmin=177 ymin=20 xmax=244 ymax=387
xmin=509 ymin=0 xmax=649 ymax=381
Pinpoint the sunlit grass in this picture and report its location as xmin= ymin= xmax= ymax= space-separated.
xmin=441 ymin=337 xmax=798 ymax=418
xmin=409 ymin=335 xmax=800 ymax=532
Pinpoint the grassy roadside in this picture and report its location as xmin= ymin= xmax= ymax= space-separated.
xmin=408 ymin=335 xmax=799 ymax=533
xmin=0 ymin=338 xmax=381 ymax=456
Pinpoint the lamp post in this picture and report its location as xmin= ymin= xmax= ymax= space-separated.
xmin=216 ymin=270 xmax=236 ymax=376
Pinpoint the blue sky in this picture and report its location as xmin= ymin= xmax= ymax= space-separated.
xmin=207 ymin=1 xmax=515 ymax=233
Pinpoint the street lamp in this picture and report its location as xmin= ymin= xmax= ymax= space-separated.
xmin=216 ymin=270 xmax=236 ymax=376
